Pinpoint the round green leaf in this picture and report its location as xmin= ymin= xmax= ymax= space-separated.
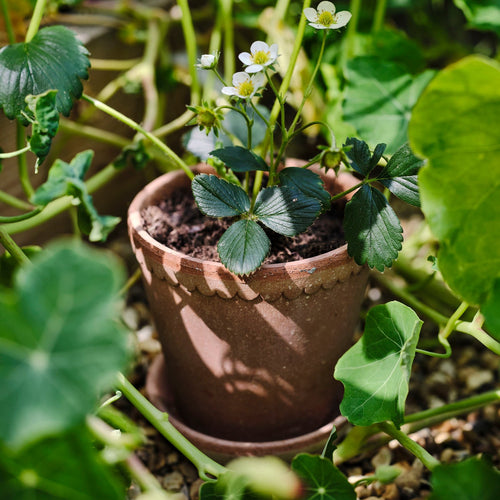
xmin=0 ymin=26 xmax=90 ymax=120
xmin=192 ymin=174 xmax=250 ymax=217
xmin=334 ymin=301 xmax=422 ymax=427
xmin=0 ymin=241 xmax=130 ymax=450
xmin=409 ymin=55 xmax=500 ymax=305
xmin=254 ymin=186 xmax=321 ymax=237
xmin=218 ymin=219 xmax=270 ymax=275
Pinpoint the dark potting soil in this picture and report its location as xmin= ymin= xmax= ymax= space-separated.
xmin=141 ymin=187 xmax=346 ymax=265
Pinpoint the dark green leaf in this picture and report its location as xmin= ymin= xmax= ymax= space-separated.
xmin=0 ymin=26 xmax=90 ymax=121
xmin=409 ymin=55 xmax=500 ymax=305
xmin=343 ymin=185 xmax=403 ymax=270
xmin=192 ymin=174 xmax=250 ymax=217
xmin=279 ymin=167 xmax=331 ymax=210
xmin=334 ymin=301 xmax=422 ymax=427
xmin=0 ymin=427 xmax=126 ymax=499
xmin=344 ymin=137 xmax=372 ymax=175
xmin=25 ymin=90 xmax=60 ymax=167
xmin=344 ymin=57 xmax=435 ymax=154
xmin=254 ymin=186 xmax=321 ymax=237
xmin=218 ymin=220 xmax=270 ymax=275
xmin=291 ymin=454 xmax=356 ymax=500
xmin=0 ymin=241 xmax=130 ymax=449
xmin=370 ymin=143 xmax=387 ymax=169
xmin=210 ymin=146 xmax=269 ymax=172
xmin=377 ymin=143 xmax=424 ymax=206
xmin=321 ymin=426 xmax=338 ymax=461
xmin=429 ymin=456 xmax=500 ymax=500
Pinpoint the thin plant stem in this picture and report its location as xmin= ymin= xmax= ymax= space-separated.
xmin=0 ymin=226 xmax=31 ymax=266
xmin=372 ymin=0 xmax=387 ymax=33
xmin=59 ymin=119 xmax=129 ymax=148
xmin=25 ymin=0 xmax=48 ymax=42
xmin=377 ymin=421 xmax=440 ymax=471
xmin=153 ymin=109 xmax=195 ymax=138
xmin=0 ymin=207 xmax=43 ymax=224
xmin=455 ymin=321 xmax=500 ymax=355
xmin=0 ymin=0 xmax=16 ymax=43
xmin=344 ymin=0 xmax=362 ymax=61
xmin=82 ymin=94 xmax=194 ymax=179
xmin=274 ymin=0 xmax=291 ymax=21
xmin=116 ymin=373 xmax=227 ymax=481
xmin=441 ymin=301 xmax=469 ymax=339
xmin=0 ymin=191 xmax=33 ymax=211
xmin=16 ymin=122 xmax=34 ymax=199
xmin=0 ymin=146 xmax=31 ymax=159
xmin=119 ymin=267 xmax=143 ymax=297
xmin=88 ymin=58 xmax=141 ymax=71
xmin=219 ymin=0 xmax=235 ymax=83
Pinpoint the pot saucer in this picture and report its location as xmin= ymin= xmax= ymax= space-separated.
xmin=145 ymin=354 xmax=347 ymax=463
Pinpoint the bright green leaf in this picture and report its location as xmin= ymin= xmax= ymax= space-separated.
xmin=218 ymin=220 xmax=270 ymax=275
xmin=0 ymin=241 xmax=130 ymax=450
xmin=377 ymin=143 xmax=424 ymax=206
xmin=334 ymin=301 xmax=422 ymax=427
xmin=344 ymin=57 xmax=435 ymax=154
xmin=279 ymin=167 xmax=331 ymax=210
xmin=192 ymin=174 xmax=250 ymax=217
xmin=210 ymin=146 xmax=269 ymax=172
xmin=291 ymin=454 xmax=356 ymax=500
xmin=0 ymin=26 xmax=90 ymax=121
xmin=343 ymin=185 xmax=403 ymax=270
xmin=429 ymin=456 xmax=500 ymax=500
xmin=409 ymin=55 xmax=500 ymax=305
xmin=453 ymin=0 xmax=500 ymax=35
xmin=482 ymin=278 xmax=500 ymax=341
xmin=0 ymin=427 xmax=126 ymax=499
xmin=254 ymin=186 xmax=321 ymax=237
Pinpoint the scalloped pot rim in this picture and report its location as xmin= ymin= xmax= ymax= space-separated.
xmin=128 ymin=165 xmax=359 ymax=285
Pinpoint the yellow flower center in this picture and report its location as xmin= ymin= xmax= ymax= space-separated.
xmin=253 ymin=50 xmax=270 ymax=65
xmin=237 ymin=81 xmax=255 ymax=97
xmin=318 ymin=11 xmax=335 ymax=26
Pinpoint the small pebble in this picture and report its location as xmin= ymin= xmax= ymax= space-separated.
xmin=465 ymin=369 xmax=494 ymax=391
xmin=189 ymin=478 xmax=204 ymax=500
xmin=162 ymin=471 xmax=185 ymax=492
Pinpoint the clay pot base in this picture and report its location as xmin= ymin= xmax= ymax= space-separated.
xmin=146 ymin=355 xmax=347 ymax=463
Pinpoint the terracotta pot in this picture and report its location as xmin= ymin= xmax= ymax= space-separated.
xmin=128 ymin=165 xmax=368 ymax=453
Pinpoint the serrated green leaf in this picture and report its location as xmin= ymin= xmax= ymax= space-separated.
xmin=218 ymin=219 xmax=270 ymax=275
xmin=291 ymin=454 xmax=356 ymax=500
xmin=344 ymin=137 xmax=373 ymax=175
xmin=279 ymin=167 xmax=331 ymax=210
xmin=0 ymin=26 xmax=90 ymax=121
xmin=254 ymin=186 xmax=321 ymax=237
xmin=0 ymin=241 xmax=130 ymax=450
xmin=343 ymin=185 xmax=403 ymax=270
xmin=334 ymin=301 xmax=422 ymax=427
xmin=370 ymin=142 xmax=387 ymax=169
xmin=192 ymin=174 xmax=250 ymax=217
xmin=429 ymin=456 xmax=500 ymax=500
xmin=377 ymin=143 xmax=424 ymax=206
xmin=0 ymin=427 xmax=126 ymax=499
xmin=344 ymin=57 xmax=435 ymax=154
xmin=409 ymin=55 xmax=500 ymax=305
xmin=210 ymin=146 xmax=269 ymax=172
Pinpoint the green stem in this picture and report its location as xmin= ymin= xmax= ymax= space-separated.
xmin=0 ymin=191 xmax=33 ymax=211
xmin=177 ymin=0 xmax=201 ymax=105
xmin=0 ymin=0 xmax=16 ymax=43
xmin=455 ymin=320 xmax=500 ymax=355
xmin=0 ymin=146 xmax=31 ymax=159
xmin=0 ymin=207 xmax=43 ymax=223
xmin=219 ymin=0 xmax=235 ymax=83
xmin=88 ymin=58 xmax=141 ymax=71
xmin=344 ymin=0 xmax=362 ymax=61
xmin=82 ymin=94 xmax=194 ymax=179
xmin=16 ymin=122 xmax=34 ymax=199
xmin=441 ymin=301 xmax=469 ymax=339
xmin=153 ymin=109 xmax=195 ymax=139
xmin=377 ymin=421 xmax=440 ymax=471
xmin=59 ymin=119 xmax=129 ymax=149
xmin=330 ymin=181 xmax=365 ymax=202
xmin=372 ymin=0 xmax=387 ymax=33
xmin=25 ymin=0 xmax=48 ymax=42
xmin=0 ymin=226 xmax=31 ymax=266
xmin=116 ymin=373 xmax=227 ymax=480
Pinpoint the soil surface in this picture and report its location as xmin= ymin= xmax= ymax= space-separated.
xmin=141 ymin=187 xmax=346 ymax=264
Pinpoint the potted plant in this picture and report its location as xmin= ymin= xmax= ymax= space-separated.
xmin=127 ymin=1 xmax=424 ymax=456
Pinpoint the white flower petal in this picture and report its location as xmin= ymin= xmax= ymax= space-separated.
xmin=238 ymin=52 xmax=253 ymax=65
xmin=303 ymin=7 xmax=318 ymax=22
xmin=251 ymin=73 xmax=266 ymax=87
xmin=334 ymin=11 xmax=352 ymax=28
xmin=250 ymin=41 xmax=269 ymax=54
xmin=221 ymin=87 xmax=237 ymax=96
xmin=245 ymin=64 xmax=264 ymax=74
xmin=232 ymin=72 xmax=250 ymax=85
xmin=269 ymin=44 xmax=279 ymax=59
xmin=317 ymin=1 xmax=336 ymax=14
xmin=309 ymin=22 xmax=328 ymax=29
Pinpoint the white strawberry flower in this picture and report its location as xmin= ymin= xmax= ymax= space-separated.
xmin=238 ymin=41 xmax=279 ymax=74
xmin=196 ymin=52 xmax=219 ymax=70
xmin=221 ymin=72 xmax=266 ymax=99
xmin=304 ymin=1 xmax=351 ymax=30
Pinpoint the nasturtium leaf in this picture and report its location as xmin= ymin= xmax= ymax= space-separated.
xmin=343 ymin=57 xmax=435 ymax=154
xmin=192 ymin=174 xmax=250 ymax=217
xmin=291 ymin=454 xmax=356 ymax=500
xmin=0 ymin=427 xmax=126 ymax=499
xmin=0 ymin=26 xmax=90 ymax=121
xmin=254 ymin=186 xmax=321 ymax=237
xmin=453 ymin=0 xmax=500 ymax=35
xmin=334 ymin=301 xmax=422 ymax=427
xmin=279 ymin=167 xmax=331 ymax=210
xmin=218 ymin=220 xmax=270 ymax=275
xmin=343 ymin=185 xmax=403 ymax=270
xmin=344 ymin=137 xmax=373 ymax=175
xmin=25 ymin=90 xmax=60 ymax=167
xmin=377 ymin=142 xmax=424 ymax=206
xmin=0 ymin=241 xmax=130 ymax=450
xmin=429 ymin=456 xmax=500 ymax=500
xmin=209 ymin=146 xmax=269 ymax=172
xmin=199 ymin=475 xmax=250 ymax=500
xmin=409 ymin=55 xmax=500 ymax=305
